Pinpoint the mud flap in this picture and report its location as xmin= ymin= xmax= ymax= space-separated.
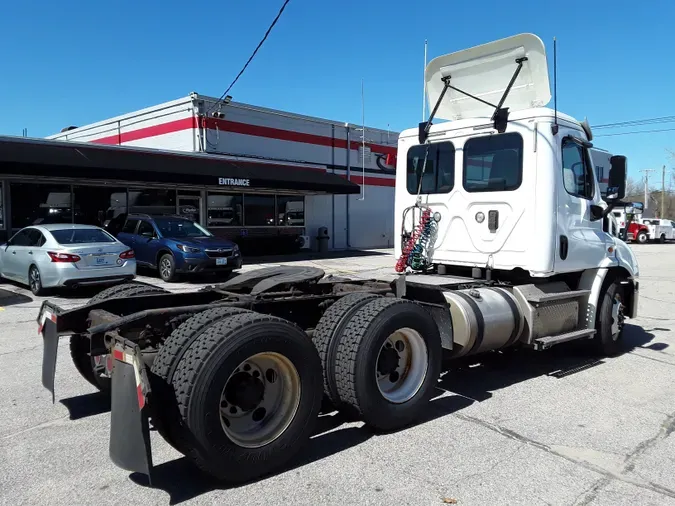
xmin=39 ymin=306 xmax=60 ymax=403
xmin=109 ymin=337 xmax=153 ymax=483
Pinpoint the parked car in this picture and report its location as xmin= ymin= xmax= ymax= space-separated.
xmin=116 ymin=214 xmax=243 ymax=282
xmin=0 ymin=224 xmax=136 ymax=295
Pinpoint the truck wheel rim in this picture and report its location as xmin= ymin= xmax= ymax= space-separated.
xmin=160 ymin=258 xmax=171 ymax=279
xmin=375 ymin=327 xmax=428 ymax=404
xmin=219 ymin=352 xmax=301 ymax=448
xmin=611 ymin=296 xmax=625 ymax=340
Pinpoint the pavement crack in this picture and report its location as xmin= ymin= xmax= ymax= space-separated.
xmin=450 ymin=446 xmax=522 ymax=487
xmin=0 ymin=344 xmax=42 ymax=356
xmin=454 ymin=413 xmax=675 ymax=502
xmin=624 ymin=413 xmax=675 ymax=466
xmin=1 ymin=415 xmax=69 ymax=440
xmin=572 ymin=477 xmax=610 ymax=506
xmin=627 ymin=352 xmax=675 ymax=367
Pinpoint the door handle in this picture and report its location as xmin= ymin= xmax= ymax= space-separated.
xmin=11 ymin=251 xmax=16 ymax=255
xmin=28 ymin=251 xmax=33 ymax=255
xmin=488 ymin=210 xmax=499 ymax=233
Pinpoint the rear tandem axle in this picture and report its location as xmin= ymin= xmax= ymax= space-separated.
xmin=38 ymin=265 xmax=627 ymax=484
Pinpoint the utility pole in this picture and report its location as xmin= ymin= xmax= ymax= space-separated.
xmin=639 ymin=169 xmax=656 ymax=211
xmin=662 ymin=165 xmax=666 ymax=218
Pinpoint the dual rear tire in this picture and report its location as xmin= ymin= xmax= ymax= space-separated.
xmin=149 ymin=294 xmax=441 ymax=483
xmin=315 ymin=295 xmax=442 ymax=431
xmin=150 ymin=309 xmax=323 ymax=483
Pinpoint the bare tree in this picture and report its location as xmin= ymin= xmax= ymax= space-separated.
xmin=624 ymin=177 xmax=643 ymax=201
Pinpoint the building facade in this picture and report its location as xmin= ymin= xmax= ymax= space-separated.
xmin=43 ymin=93 xmax=400 ymax=251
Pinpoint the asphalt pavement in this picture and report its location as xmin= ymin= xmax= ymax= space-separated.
xmin=1 ymin=246 xmax=674 ymax=506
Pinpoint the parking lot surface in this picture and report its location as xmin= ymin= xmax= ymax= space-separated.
xmin=1 ymin=246 xmax=674 ymax=506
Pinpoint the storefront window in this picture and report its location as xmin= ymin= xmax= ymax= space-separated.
xmin=73 ymin=186 xmax=128 ymax=228
xmin=128 ymin=188 xmax=176 ymax=216
xmin=276 ymin=196 xmax=304 ymax=226
xmin=11 ymin=183 xmax=73 ymax=229
xmin=207 ymin=193 xmax=243 ymax=226
xmin=245 ymin=195 xmax=276 ymax=226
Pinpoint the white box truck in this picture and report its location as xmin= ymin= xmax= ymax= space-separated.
xmin=38 ymin=33 xmax=638 ymax=485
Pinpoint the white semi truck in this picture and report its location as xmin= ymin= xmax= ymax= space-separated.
xmin=38 ymin=33 xmax=638 ymax=485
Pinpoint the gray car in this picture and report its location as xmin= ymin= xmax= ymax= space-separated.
xmin=0 ymin=224 xmax=137 ymax=295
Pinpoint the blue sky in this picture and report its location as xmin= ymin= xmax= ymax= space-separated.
xmin=1 ymin=0 xmax=673 ymax=184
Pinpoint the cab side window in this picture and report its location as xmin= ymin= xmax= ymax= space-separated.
xmin=562 ymin=138 xmax=595 ymax=200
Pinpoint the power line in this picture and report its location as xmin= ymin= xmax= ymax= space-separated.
xmin=207 ymin=0 xmax=292 ymax=114
xmin=595 ymin=127 xmax=675 ymax=138
xmin=593 ymin=115 xmax=675 ymax=130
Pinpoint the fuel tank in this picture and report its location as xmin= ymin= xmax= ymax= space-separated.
xmin=442 ymin=287 xmax=524 ymax=358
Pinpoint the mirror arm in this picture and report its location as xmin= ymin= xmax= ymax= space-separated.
xmin=598 ymin=199 xmax=630 ymax=220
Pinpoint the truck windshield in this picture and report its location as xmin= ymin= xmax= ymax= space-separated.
xmin=406 ymin=141 xmax=455 ymax=195
xmin=464 ymin=133 xmax=523 ymax=192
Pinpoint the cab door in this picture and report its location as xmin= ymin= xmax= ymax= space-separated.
xmin=555 ymin=133 xmax=612 ymax=272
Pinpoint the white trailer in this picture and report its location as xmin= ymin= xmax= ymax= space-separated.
xmin=38 ymin=33 xmax=639 ymax=485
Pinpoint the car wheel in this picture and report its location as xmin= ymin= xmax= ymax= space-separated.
xmin=159 ymin=253 xmax=178 ymax=282
xmin=29 ymin=266 xmax=46 ymax=296
xmin=637 ymin=231 xmax=648 ymax=244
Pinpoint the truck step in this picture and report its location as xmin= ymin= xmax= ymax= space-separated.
xmin=525 ymin=289 xmax=591 ymax=304
xmin=533 ymin=329 xmax=596 ymax=350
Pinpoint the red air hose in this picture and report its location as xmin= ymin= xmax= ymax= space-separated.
xmin=395 ymin=208 xmax=431 ymax=272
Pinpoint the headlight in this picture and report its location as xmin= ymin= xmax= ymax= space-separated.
xmin=177 ymin=244 xmax=201 ymax=253
xmin=233 ymin=244 xmax=240 ymax=254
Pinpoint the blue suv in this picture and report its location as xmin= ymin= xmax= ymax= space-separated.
xmin=116 ymin=214 xmax=243 ymax=282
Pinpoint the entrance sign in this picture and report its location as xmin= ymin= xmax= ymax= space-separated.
xmin=218 ymin=178 xmax=250 ymax=187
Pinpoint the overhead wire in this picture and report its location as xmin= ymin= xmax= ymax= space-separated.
xmin=206 ymin=0 xmax=292 ymax=115
xmin=592 ymin=115 xmax=675 ymax=130
xmin=595 ymin=127 xmax=675 ymax=138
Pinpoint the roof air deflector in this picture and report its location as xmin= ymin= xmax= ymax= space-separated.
xmin=424 ymin=33 xmax=551 ymax=121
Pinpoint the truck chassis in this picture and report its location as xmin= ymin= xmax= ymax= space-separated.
xmin=39 ymin=264 xmax=635 ymax=484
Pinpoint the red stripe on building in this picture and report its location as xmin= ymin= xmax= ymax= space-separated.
xmin=89 ymin=116 xmax=397 ymax=155
xmin=91 ymin=118 xmax=195 ymax=145
xmin=201 ymin=117 xmax=397 ymax=155
xmin=86 ymin=117 xmax=397 ymax=187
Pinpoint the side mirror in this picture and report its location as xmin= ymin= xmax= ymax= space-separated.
xmin=606 ymin=155 xmax=627 ymax=201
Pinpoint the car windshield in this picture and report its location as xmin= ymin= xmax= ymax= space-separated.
xmin=154 ymin=218 xmax=213 ymax=238
xmin=51 ymin=228 xmax=116 ymax=244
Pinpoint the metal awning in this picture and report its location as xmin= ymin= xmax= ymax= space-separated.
xmin=0 ymin=136 xmax=361 ymax=195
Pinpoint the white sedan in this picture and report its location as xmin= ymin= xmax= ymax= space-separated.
xmin=0 ymin=224 xmax=137 ymax=295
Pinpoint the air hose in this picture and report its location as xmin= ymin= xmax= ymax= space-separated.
xmin=395 ymin=204 xmax=434 ymax=273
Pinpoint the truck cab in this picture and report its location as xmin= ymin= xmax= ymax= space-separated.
xmin=395 ymin=34 xmax=637 ymax=280
xmin=395 ymin=33 xmax=638 ymax=353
